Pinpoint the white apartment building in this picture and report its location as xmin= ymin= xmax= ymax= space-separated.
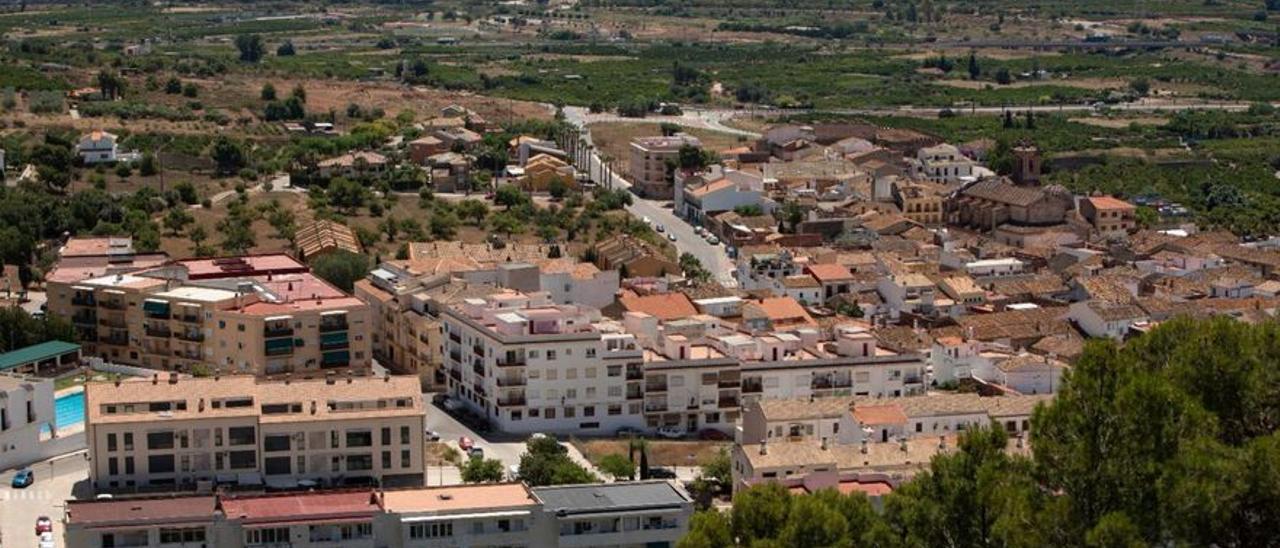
xmin=84 ymin=374 xmax=426 ymax=492
xmin=914 ymin=143 xmax=976 ymax=183
xmin=0 ymin=372 xmax=56 ymax=471
xmin=441 ymin=292 xmax=647 ymax=435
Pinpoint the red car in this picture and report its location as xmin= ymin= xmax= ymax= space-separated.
xmin=35 ymin=515 xmax=53 ymax=536
xmin=458 ymin=436 xmax=474 ymax=451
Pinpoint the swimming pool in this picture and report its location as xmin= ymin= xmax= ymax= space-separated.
xmin=54 ymin=391 xmax=85 ymax=429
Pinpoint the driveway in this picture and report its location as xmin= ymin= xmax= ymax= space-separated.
xmin=0 ymin=451 xmax=91 ymax=548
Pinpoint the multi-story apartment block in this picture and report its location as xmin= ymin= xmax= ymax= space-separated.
xmin=1080 ymin=195 xmax=1137 ymax=239
xmin=913 ymin=143 xmax=977 ymax=183
xmin=356 ymin=253 xmax=619 ymax=387
xmin=635 ymin=322 xmax=927 ymax=433
xmin=84 ymin=374 xmax=425 ymax=492
xmin=441 ymin=292 xmax=647 ymax=435
xmin=47 ymin=254 xmax=371 ymax=376
xmin=629 ymin=134 xmax=702 ymax=199
xmin=64 ymin=481 xmax=693 ymax=548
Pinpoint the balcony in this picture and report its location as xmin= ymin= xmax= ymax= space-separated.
xmin=101 ymin=334 xmax=129 ymax=346
xmin=645 ymin=382 xmax=667 ymax=393
xmin=718 ymin=397 xmax=739 ymax=408
xmin=497 ymin=355 xmax=527 ymax=367
xmin=263 ymin=326 xmax=294 ymax=338
xmin=496 ymin=376 xmax=526 ymax=387
xmin=98 ymin=317 xmax=127 ymax=329
xmin=626 ymin=368 xmax=643 ymax=381
xmin=98 ymin=300 xmax=126 ymax=310
xmin=448 ymin=367 xmax=462 ymax=382
xmin=449 ymin=350 xmax=462 ymax=363
xmin=626 ymin=389 xmax=643 ymax=400
xmin=144 ymin=325 xmax=171 ymax=338
xmin=449 ymin=332 xmax=461 ymax=344
xmin=473 ymin=384 xmax=487 ymax=398
xmin=175 ymin=313 xmax=201 ymax=324
xmin=174 ymin=350 xmax=200 ymax=360
xmin=473 ymin=344 xmax=485 ymax=357
xmin=72 ymin=313 xmax=97 ymax=326
xmin=319 ymin=320 xmax=348 ymax=333
xmin=472 ymin=362 xmax=485 ymax=376
xmin=497 ymin=395 xmax=527 ymax=407
xmin=742 ymin=381 xmax=763 ymax=394
xmin=718 ymin=379 xmax=741 ymax=389
xmin=644 ymin=402 xmax=668 ymax=413
xmin=320 ymin=331 xmax=349 ymax=351
xmin=71 ymin=295 xmax=96 ymax=307
xmin=265 ymin=338 xmax=294 ymax=357
xmin=175 ymin=331 xmax=204 ymax=342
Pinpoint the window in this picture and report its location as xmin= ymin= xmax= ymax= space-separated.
xmin=544 ymin=408 xmax=556 ymax=419
xmin=547 ymin=350 xmax=557 ymax=361
xmin=346 ymin=430 xmax=373 ymax=447
xmin=148 ymin=455 xmax=175 ymax=474
xmin=608 ymin=404 xmax=622 ymax=416
xmin=264 ymin=435 xmax=291 ymax=452
xmin=585 ymin=367 xmax=597 ymax=378
xmin=583 ymin=405 xmax=595 ymax=417
xmin=108 ymin=457 xmax=118 ymax=475
xmin=607 ymin=365 xmax=621 ymax=377
xmin=229 ymin=450 xmax=256 ymax=469
xmin=146 ymin=431 xmax=175 ymax=450
xmin=107 ymin=433 xmax=117 ymax=452
xmin=401 ymin=449 xmax=411 ymax=468
xmin=565 ymin=388 xmax=577 ymax=400
xmin=159 ymin=528 xmax=205 ymax=544
xmin=124 ymin=432 xmax=134 ymax=451
xmin=347 ymin=454 xmax=373 ymax=471
xmin=382 ymin=451 xmax=392 ymax=469
xmin=587 ymin=348 xmax=597 ymax=358
xmin=381 ymin=427 xmax=391 ymax=446
xmin=125 ymin=457 xmax=135 ymax=475
xmin=228 ymin=426 xmax=256 ymax=446
xmin=564 ymin=406 xmax=576 ymax=418
xmin=410 ymin=522 xmax=453 ymax=539
xmin=264 ymin=456 xmax=291 ymax=475
xmin=546 ymin=369 xmax=558 ymax=381
xmin=246 ymin=527 xmax=290 ymax=545
xmin=608 ymin=386 xmax=622 ymax=398
xmin=400 ymin=426 xmax=411 ymax=444
xmin=566 ymin=368 xmax=576 ymax=380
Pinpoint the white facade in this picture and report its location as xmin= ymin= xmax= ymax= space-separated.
xmin=0 ymin=374 xmax=56 ymax=471
xmin=441 ymin=294 xmax=646 ymax=436
xmin=1067 ymin=300 xmax=1144 ymax=340
xmin=965 ymin=258 xmax=1025 ymax=278
xmin=78 ymin=131 xmax=118 ymax=164
xmin=915 ymin=144 xmax=976 ymax=183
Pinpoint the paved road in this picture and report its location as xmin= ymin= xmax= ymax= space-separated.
xmin=0 ymin=451 xmax=90 ymax=548
xmin=563 ymin=108 xmax=738 ymax=287
xmin=425 ymin=398 xmax=598 ymax=482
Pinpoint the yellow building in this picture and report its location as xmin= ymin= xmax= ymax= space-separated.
xmin=47 ymin=254 xmax=371 ymax=376
xmin=84 ymin=374 xmax=425 ymax=491
xmin=518 ymin=153 xmax=576 ymax=193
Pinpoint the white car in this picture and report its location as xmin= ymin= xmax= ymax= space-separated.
xmin=642 ymin=216 xmax=651 ymax=225
xmin=694 ymin=226 xmax=705 ymax=236
xmin=655 ymin=224 xmax=665 ymax=233
xmin=656 ymin=426 xmax=684 ymax=439
xmin=667 ymin=233 xmax=677 ymax=242
xmin=39 ymin=532 xmax=56 ymax=548
xmin=707 ymin=236 xmax=720 ymax=245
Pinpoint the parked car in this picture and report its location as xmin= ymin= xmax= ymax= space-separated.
xmin=707 ymin=236 xmax=720 ymax=245
xmin=694 ymin=226 xmax=705 ymax=236
xmin=656 ymin=426 xmax=684 ymax=439
xmin=508 ymin=464 xmax=521 ymax=480
xmin=35 ymin=516 xmax=52 ymax=536
xmin=655 ymin=224 xmax=665 ymax=233
xmin=424 ymin=429 xmax=441 ymax=442
xmin=667 ymin=233 xmax=678 ymax=242
xmin=468 ymin=447 xmax=485 ymax=460
xmin=11 ymin=469 xmax=33 ymax=489
xmin=615 ymin=426 xmax=644 ymax=437
xmin=458 ymin=436 xmax=474 ymax=451
xmin=441 ymin=396 xmax=462 ymax=412
xmin=38 ymin=532 xmax=56 ymax=548
xmin=697 ymin=429 xmax=731 ymax=441
xmin=648 ymin=467 xmax=678 ymax=479
xmin=642 ymin=216 xmax=651 ymax=225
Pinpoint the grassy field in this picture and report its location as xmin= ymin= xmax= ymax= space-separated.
xmin=574 ymin=438 xmax=730 ymax=468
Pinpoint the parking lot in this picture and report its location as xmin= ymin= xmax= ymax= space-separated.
xmin=425 ymin=396 xmax=598 ymax=482
xmin=0 ymin=451 xmax=90 ymax=548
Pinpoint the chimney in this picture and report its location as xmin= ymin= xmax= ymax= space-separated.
xmin=820 ymin=437 xmax=828 ymax=451
xmin=114 ymin=377 xmax=121 ymax=387
xmin=759 ymin=440 xmax=768 ymax=455
xmin=384 ymin=374 xmax=391 ymax=383
xmin=152 ymin=374 xmax=159 ymax=385
xmin=899 ymin=437 xmax=908 ymax=452
xmin=326 ymin=372 xmax=336 ymax=385
xmin=168 ymin=372 xmax=178 ymax=385
xmin=198 ymin=398 xmax=204 ymax=412
xmin=860 ymin=438 xmax=868 ymax=454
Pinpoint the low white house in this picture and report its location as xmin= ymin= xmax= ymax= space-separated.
xmin=77 ymin=130 xmax=118 ymax=164
xmin=965 ymin=257 xmax=1024 ymax=278
xmin=0 ymin=373 xmax=57 ymax=471
xmin=1068 ymin=300 xmax=1148 ymax=340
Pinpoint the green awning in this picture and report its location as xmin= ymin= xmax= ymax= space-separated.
xmin=322 ymin=350 xmax=350 ymax=365
xmin=142 ymin=299 xmax=170 ymax=314
xmin=320 ymin=332 xmax=348 ymax=346
xmin=265 ymin=338 xmax=293 ymax=352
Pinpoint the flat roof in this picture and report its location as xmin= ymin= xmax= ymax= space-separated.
xmin=153 ymin=286 xmax=238 ymax=302
xmin=531 ymin=481 xmax=689 ymax=515
xmin=85 ymin=374 xmax=422 ymax=425
xmin=383 ymin=483 xmax=536 ymax=514
xmin=0 ymin=341 xmax=79 ymax=371
xmin=220 ymin=491 xmax=380 ymax=524
xmin=66 ymin=496 xmax=217 ymax=528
